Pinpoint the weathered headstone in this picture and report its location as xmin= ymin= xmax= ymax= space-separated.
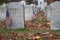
xmin=7 ymin=2 xmax=24 ymax=29
xmin=46 ymin=1 xmax=60 ymax=30
xmin=25 ymin=5 xmax=33 ymax=20
xmin=0 ymin=4 xmax=6 ymax=21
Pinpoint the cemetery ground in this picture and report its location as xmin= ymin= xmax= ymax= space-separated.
xmin=0 ymin=28 xmax=60 ymax=40
xmin=25 ymin=10 xmax=50 ymax=30
xmin=0 ymin=10 xmax=60 ymax=40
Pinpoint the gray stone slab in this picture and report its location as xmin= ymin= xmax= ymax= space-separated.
xmin=7 ymin=2 xmax=24 ymax=29
xmin=25 ymin=5 xmax=33 ymax=20
xmin=0 ymin=5 xmax=6 ymax=20
xmin=46 ymin=1 xmax=60 ymax=30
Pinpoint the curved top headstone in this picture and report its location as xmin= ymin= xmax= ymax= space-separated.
xmin=49 ymin=1 xmax=60 ymax=21
xmin=6 ymin=2 xmax=24 ymax=29
xmin=46 ymin=1 xmax=60 ymax=30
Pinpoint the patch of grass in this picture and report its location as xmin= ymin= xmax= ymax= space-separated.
xmin=0 ymin=28 xmax=30 ymax=34
xmin=0 ymin=28 xmax=60 ymax=36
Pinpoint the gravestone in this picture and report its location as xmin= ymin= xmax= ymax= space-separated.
xmin=25 ymin=5 xmax=33 ymax=20
xmin=0 ymin=4 xmax=6 ymax=21
xmin=46 ymin=1 xmax=60 ymax=30
xmin=7 ymin=2 xmax=24 ymax=29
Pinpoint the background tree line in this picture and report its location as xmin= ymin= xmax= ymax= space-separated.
xmin=0 ymin=0 xmax=9 ymax=5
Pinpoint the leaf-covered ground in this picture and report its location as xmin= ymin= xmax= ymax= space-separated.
xmin=0 ymin=28 xmax=60 ymax=40
xmin=0 ymin=10 xmax=60 ymax=40
xmin=25 ymin=10 xmax=50 ymax=30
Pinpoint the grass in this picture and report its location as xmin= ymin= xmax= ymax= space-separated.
xmin=0 ymin=28 xmax=30 ymax=34
xmin=0 ymin=28 xmax=60 ymax=39
xmin=0 ymin=28 xmax=60 ymax=35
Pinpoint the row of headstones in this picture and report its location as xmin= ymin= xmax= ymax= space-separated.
xmin=0 ymin=0 xmax=47 ymax=21
xmin=0 ymin=2 xmax=39 ymax=29
xmin=0 ymin=1 xmax=47 ymax=29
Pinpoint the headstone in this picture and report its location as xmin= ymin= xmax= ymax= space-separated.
xmin=0 ymin=4 xmax=6 ymax=21
xmin=25 ymin=5 xmax=33 ymax=20
xmin=7 ymin=2 xmax=24 ymax=29
xmin=46 ymin=1 xmax=60 ymax=30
